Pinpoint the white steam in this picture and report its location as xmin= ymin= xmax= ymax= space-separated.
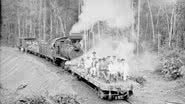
xmin=69 ymin=0 xmax=159 ymax=76
xmin=71 ymin=0 xmax=134 ymax=32
xmin=90 ymin=37 xmax=135 ymax=60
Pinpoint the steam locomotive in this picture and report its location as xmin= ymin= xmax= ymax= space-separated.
xmin=17 ymin=35 xmax=83 ymax=68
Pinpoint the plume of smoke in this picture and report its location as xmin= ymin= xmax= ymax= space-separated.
xmin=71 ymin=0 xmax=134 ymax=32
xmin=91 ymin=36 xmax=135 ymax=60
xmin=69 ymin=0 xmax=160 ymax=76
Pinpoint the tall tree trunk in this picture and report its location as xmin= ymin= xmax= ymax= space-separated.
xmin=173 ymin=10 xmax=177 ymax=48
xmin=164 ymin=4 xmax=170 ymax=33
xmin=25 ymin=18 xmax=27 ymax=37
xmin=18 ymin=15 xmax=21 ymax=38
xmin=131 ymin=0 xmax=135 ymax=41
xmin=50 ymin=14 xmax=53 ymax=39
xmin=84 ymin=28 xmax=87 ymax=55
xmin=30 ymin=21 xmax=32 ymax=37
xmin=158 ymin=33 xmax=161 ymax=55
xmin=43 ymin=1 xmax=46 ymax=41
xmin=145 ymin=13 xmax=149 ymax=40
xmin=156 ymin=5 xmax=161 ymax=54
xmin=39 ymin=0 xmax=42 ymax=40
xmin=147 ymin=0 xmax=155 ymax=44
xmin=59 ymin=16 xmax=65 ymax=36
xmin=169 ymin=7 xmax=175 ymax=49
xmin=98 ymin=21 xmax=101 ymax=40
xmin=156 ymin=6 xmax=161 ymax=33
xmin=23 ymin=18 xmax=24 ymax=38
xmin=137 ymin=0 xmax=141 ymax=55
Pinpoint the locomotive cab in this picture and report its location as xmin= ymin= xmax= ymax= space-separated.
xmin=51 ymin=36 xmax=83 ymax=67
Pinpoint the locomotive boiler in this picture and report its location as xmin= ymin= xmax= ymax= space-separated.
xmin=51 ymin=36 xmax=83 ymax=67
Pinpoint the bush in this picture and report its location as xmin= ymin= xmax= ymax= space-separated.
xmin=51 ymin=94 xmax=80 ymax=104
xmin=157 ymin=50 xmax=185 ymax=80
xmin=15 ymin=94 xmax=80 ymax=104
xmin=16 ymin=96 xmax=50 ymax=104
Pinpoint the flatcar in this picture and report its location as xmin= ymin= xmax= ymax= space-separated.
xmin=67 ymin=65 xmax=133 ymax=100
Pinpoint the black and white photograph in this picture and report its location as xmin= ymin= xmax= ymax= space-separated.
xmin=0 ymin=0 xmax=185 ymax=104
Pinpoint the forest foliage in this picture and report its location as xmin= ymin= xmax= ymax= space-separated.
xmin=0 ymin=0 xmax=185 ymax=51
xmin=1 ymin=0 xmax=80 ymax=45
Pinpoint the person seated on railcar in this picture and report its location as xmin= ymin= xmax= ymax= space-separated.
xmin=78 ymin=58 xmax=85 ymax=69
xmin=99 ymin=58 xmax=110 ymax=83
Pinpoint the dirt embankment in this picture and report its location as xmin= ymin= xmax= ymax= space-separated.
xmin=0 ymin=47 xmax=76 ymax=103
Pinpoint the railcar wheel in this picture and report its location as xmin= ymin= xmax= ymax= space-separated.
xmin=77 ymin=75 xmax=82 ymax=80
xmin=123 ymin=91 xmax=129 ymax=100
xmin=108 ymin=91 xmax=112 ymax=100
xmin=54 ymin=58 xmax=60 ymax=66
xmin=98 ymin=89 xmax=105 ymax=99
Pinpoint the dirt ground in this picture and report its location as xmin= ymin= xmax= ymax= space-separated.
xmin=0 ymin=46 xmax=185 ymax=104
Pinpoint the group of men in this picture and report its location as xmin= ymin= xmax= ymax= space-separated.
xmin=77 ymin=51 xmax=129 ymax=83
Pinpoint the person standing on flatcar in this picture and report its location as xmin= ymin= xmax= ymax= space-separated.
xmin=96 ymin=58 xmax=101 ymax=78
xmin=90 ymin=57 xmax=97 ymax=77
xmin=119 ymin=59 xmax=125 ymax=80
xmin=123 ymin=59 xmax=129 ymax=80
xmin=85 ymin=56 xmax=92 ymax=75
xmin=91 ymin=51 xmax=97 ymax=60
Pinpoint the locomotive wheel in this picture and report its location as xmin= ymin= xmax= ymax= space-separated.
xmin=54 ymin=58 xmax=60 ymax=66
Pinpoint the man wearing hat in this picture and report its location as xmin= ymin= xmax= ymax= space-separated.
xmin=92 ymin=51 xmax=97 ymax=60
xmin=120 ymin=58 xmax=129 ymax=81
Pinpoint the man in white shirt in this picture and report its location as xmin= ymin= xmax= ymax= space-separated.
xmin=120 ymin=59 xmax=129 ymax=81
xmin=85 ymin=56 xmax=92 ymax=75
xmin=90 ymin=57 xmax=97 ymax=77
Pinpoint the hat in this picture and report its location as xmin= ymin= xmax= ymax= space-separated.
xmin=121 ymin=58 xmax=125 ymax=61
xmin=92 ymin=57 xmax=96 ymax=60
xmin=92 ymin=51 xmax=96 ymax=54
xmin=102 ymin=58 xmax=106 ymax=61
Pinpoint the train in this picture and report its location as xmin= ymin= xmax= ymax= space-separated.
xmin=17 ymin=35 xmax=133 ymax=100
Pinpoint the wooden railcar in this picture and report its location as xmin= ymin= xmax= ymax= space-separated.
xmin=17 ymin=37 xmax=37 ymax=52
xmin=67 ymin=65 xmax=133 ymax=100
